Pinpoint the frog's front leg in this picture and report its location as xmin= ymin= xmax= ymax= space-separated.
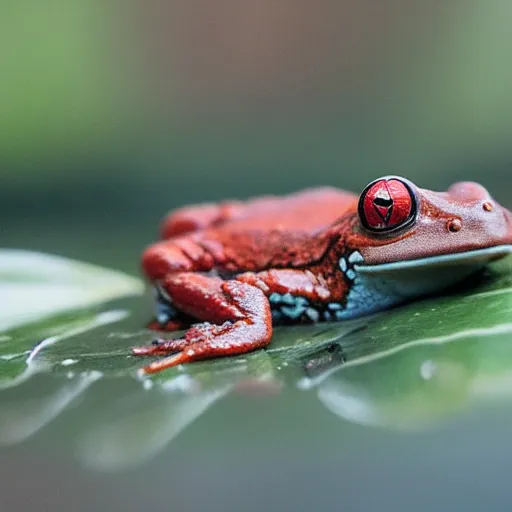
xmin=132 ymin=273 xmax=272 ymax=374
xmin=142 ymin=237 xmax=220 ymax=330
xmin=237 ymin=269 xmax=332 ymax=302
xmin=237 ymin=267 xmax=343 ymax=325
xmin=237 ymin=268 xmax=347 ymax=323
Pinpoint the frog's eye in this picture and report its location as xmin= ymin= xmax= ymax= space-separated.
xmin=358 ymin=177 xmax=417 ymax=233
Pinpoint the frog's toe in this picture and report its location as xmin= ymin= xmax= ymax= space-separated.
xmin=138 ymin=318 xmax=273 ymax=375
xmin=140 ymin=352 xmax=191 ymax=374
xmin=132 ymin=344 xmax=159 ymax=356
xmin=132 ymin=337 xmax=188 ymax=356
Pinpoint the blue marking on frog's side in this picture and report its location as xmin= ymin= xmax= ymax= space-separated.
xmin=305 ymin=307 xmax=320 ymax=322
xmin=346 ymin=269 xmax=356 ymax=281
xmin=281 ymin=304 xmax=306 ymax=319
xmin=335 ymin=249 xmax=407 ymax=319
xmin=281 ymin=292 xmax=299 ymax=305
xmin=334 ymin=273 xmax=404 ymax=319
xmin=271 ymin=309 xmax=283 ymax=323
xmin=267 ymin=249 xmax=415 ymax=324
xmin=323 ymin=311 xmax=333 ymax=321
xmin=155 ymin=299 xmax=178 ymax=324
xmin=269 ymin=250 xmax=377 ymax=323
xmin=154 ymin=284 xmax=179 ymax=324
xmin=339 ymin=251 xmax=364 ymax=283
xmin=348 ymin=251 xmax=364 ymax=264
xmin=268 ymin=292 xmax=322 ymax=323
xmin=269 ymin=292 xmax=282 ymax=304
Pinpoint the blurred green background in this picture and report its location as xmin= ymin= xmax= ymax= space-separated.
xmin=3 ymin=0 xmax=512 ymax=275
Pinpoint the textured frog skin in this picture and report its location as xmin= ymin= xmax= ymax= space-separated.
xmin=133 ymin=177 xmax=512 ymax=374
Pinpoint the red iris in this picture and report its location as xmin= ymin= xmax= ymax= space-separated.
xmin=359 ymin=178 xmax=416 ymax=232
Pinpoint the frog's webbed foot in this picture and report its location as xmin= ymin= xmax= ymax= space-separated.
xmin=133 ymin=277 xmax=272 ymax=375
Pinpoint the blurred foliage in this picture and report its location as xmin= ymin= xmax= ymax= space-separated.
xmin=1 ymin=0 xmax=511 ymax=188
xmin=0 ymin=0 xmax=134 ymax=166
xmin=392 ymin=0 xmax=512 ymax=165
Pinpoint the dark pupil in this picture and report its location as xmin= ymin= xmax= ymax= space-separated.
xmin=373 ymin=197 xmax=393 ymax=208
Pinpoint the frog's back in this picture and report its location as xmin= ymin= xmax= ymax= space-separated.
xmin=199 ymin=187 xmax=358 ymax=271
xmin=212 ymin=187 xmax=356 ymax=233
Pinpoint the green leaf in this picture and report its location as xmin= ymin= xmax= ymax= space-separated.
xmin=2 ymin=251 xmax=512 ymax=469
xmin=0 ymin=249 xmax=144 ymax=331
xmin=0 ymin=250 xmax=144 ymax=385
xmin=300 ymin=259 xmax=512 ymax=430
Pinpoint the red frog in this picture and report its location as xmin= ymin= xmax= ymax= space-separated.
xmin=133 ymin=176 xmax=512 ymax=375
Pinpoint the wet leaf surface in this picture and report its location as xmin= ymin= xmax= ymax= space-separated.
xmin=1 ymin=250 xmax=512 ymax=472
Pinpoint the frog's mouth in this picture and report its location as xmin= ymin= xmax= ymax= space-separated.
xmin=359 ymin=245 xmax=512 ymax=273
xmin=355 ymin=245 xmax=512 ymax=298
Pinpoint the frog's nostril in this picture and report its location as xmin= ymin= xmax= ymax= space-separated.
xmin=482 ymin=201 xmax=494 ymax=212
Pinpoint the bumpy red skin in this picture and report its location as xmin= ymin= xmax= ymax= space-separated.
xmin=134 ymin=181 xmax=512 ymax=374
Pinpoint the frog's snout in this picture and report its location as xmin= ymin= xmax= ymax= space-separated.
xmin=479 ymin=198 xmax=512 ymax=247
xmin=448 ymin=182 xmax=512 ymax=245
xmin=500 ymin=204 xmax=512 ymax=238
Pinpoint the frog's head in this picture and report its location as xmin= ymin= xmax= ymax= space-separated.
xmin=355 ymin=176 xmax=512 ymax=264
xmin=345 ymin=176 xmax=512 ymax=300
